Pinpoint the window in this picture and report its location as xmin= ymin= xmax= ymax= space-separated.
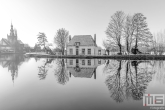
xmin=98 ymin=59 xmax=101 ymax=64
xmin=70 ymin=60 xmax=73 ymax=65
xmin=76 ymin=49 xmax=79 ymax=55
xmin=98 ymin=50 xmax=101 ymax=55
xmin=88 ymin=49 xmax=91 ymax=55
xmin=88 ymin=60 xmax=91 ymax=65
xmin=82 ymin=49 xmax=85 ymax=55
xmin=76 ymin=59 xmax=79 ymax=63
xmin=82 ymin=60 xmax=85 ymax=65
xmin=76 ymin=59 xmax=79 ymax=66
xmin=75 ymin=42 xmax=80 ymax=46
xmin=69 ymin=48 xmax=73 ymax=55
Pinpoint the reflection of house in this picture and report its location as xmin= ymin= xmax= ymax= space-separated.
xmin=67 ymin=34 xmax=105 ymax=55
xmin=0 ymin=23 xmax=24 ymax=53
xmin=67 ymin=59 xmax=105 ymax=79
xmin=0 ymin=54 xmax=25 ymax=82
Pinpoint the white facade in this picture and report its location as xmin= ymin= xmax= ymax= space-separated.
xmin=67 ymin=46 xmax=105 ymax=55
xmin=95 ymin=47 xmax=106 ymax=55
xmin=66 ymin=35 xmax=105 ymax=56
xmin=67 ymin=46 xmax=95 ymax=55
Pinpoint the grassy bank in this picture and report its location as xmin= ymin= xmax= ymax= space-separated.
xmin=25 ymin=53 xmax=165 ymax=60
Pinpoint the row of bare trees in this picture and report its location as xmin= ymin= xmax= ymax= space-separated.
xmin=151 ymin=31 xmax=165 ymax=55
xmin=104 ymin=11 xmax=153 ymax=55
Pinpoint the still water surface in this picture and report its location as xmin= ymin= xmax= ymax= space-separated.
xmin=0 ymin=54 xmax=164 ymax=110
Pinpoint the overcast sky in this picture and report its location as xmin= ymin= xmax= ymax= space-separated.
xmin=0 ymin=0 xmax=165 ymax=48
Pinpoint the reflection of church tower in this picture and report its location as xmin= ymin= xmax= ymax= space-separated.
xmin=7 ymin=23 xmax=17 ymax=44
xmin=9 ymin=62 xmax=18 ymax=83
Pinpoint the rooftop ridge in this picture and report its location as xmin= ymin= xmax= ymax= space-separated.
xmin=67 ymin=35 xmax=96 ymax=46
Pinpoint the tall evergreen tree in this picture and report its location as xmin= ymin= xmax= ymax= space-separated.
xmin=37 ymin=32 xmax=48 ymax=53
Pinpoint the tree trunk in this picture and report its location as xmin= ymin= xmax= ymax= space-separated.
xmin=135 ymin=38 xmax=138 ymax=49
xmin=106 ymin=49 xmax=109 ymax=55
xmin=119 ymin=44 xmax=122 ymax=54
xmin=62 ymin=49 xmax=64 ymax=55
xmin=126 ymin=36 xmax=130 ymax=54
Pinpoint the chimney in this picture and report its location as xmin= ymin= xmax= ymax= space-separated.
xmin=94 ymin=34 xmax=96 ymax=44
xmin=69 ymin=35 xmax=71 ymax=41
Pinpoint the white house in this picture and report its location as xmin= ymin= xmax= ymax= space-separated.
xmin=66 ymin=34 xmax=105 ymax=55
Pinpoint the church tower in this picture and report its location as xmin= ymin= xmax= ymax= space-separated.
xmin=7 ymin=23 xmax=17 ymax=43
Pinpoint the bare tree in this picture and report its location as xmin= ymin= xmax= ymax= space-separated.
xmin=123 ymin=15 xmax=136 ymax=54
xmin=37 ymin=32 xmax=48 ymax=53
xmin=54 ymin=28 xmax=69 ymax=55
xmin=103 ymin=40 xmax=112 ymax=55
xmin=105 ymin=11 xmax=125 ymax=54
xmin=133 ymin=13 xmax=153 ymax=53
xmin=151 ymin=31 xmax=165 ymax=55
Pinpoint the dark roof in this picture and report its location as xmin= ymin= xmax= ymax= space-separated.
xmin=68 ymin=67 xmax=95 ymax=78
xmin=17 ymin=40 xmax=23 ymax=44
xmin=1 ymin=38 xmax=11 ymax=45
xmin=67 ymin=35 xmax=96 ymax=46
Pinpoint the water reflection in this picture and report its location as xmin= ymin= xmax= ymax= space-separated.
xmin=66 ymin=59 xmax=105 ymax=79
xmin=53 ymin=59 xmax=105 ymax=85
xmin=0 ymin=57 xmax=165 ymax=110
xmin=104 ymin=60 xmax=155 ymax=103
xmin=38 ymin=58 xmax=54 ymax=80
xmin=151 ymin=61 xmax=165 ymax=83
xmin=54 ymin=59 xmax=69 ymax=85
xmin=0 ymin=54 xmax=26 ymax=82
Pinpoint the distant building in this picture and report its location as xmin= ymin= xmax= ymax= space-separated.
xmin=0 ymin=23 xmax=24 ymax=53
xmin=66 ymin=34 xmax=105 ymax=55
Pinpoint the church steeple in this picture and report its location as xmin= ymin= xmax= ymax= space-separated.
xmin=11 ymin=22 xmax=13 ymax=28
xmin=7 ymin=22 xmax=17 ymax=43
xmin=10 ymin=22 xmax=14 ymax=36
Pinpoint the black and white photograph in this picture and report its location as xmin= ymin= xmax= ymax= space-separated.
xmin=0 ymin=0 xmax=165 ymax=110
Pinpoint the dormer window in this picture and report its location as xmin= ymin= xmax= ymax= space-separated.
xmin=75 ymin=42 xmax=80 ymax=47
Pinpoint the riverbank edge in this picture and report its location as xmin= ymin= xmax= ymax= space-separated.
xmin=25 ymin=53 xmax=165 ymax=60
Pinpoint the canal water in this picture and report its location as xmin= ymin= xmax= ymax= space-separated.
xmin=0 ymin=54 xmax=164 ymax=110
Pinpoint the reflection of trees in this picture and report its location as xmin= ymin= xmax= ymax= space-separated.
xmin=34 ymin=57 xmax=40 ymax=62
xmin=38 ymin=58 xmax=53 ymax=80
xmin=151 ymin=61 xmax=165 ymax=84
xmin=125 ymin=61 xmax=152 ymax=100
xmin=105 ymin=60 xmax=125 ymax=103
xmin=104 ymin=60 xmax=154 ymax=103
xmin=54 ymin=59 xmax=69 ymax=85
xmin=103 ymin=60 xmax=120 ymax=75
